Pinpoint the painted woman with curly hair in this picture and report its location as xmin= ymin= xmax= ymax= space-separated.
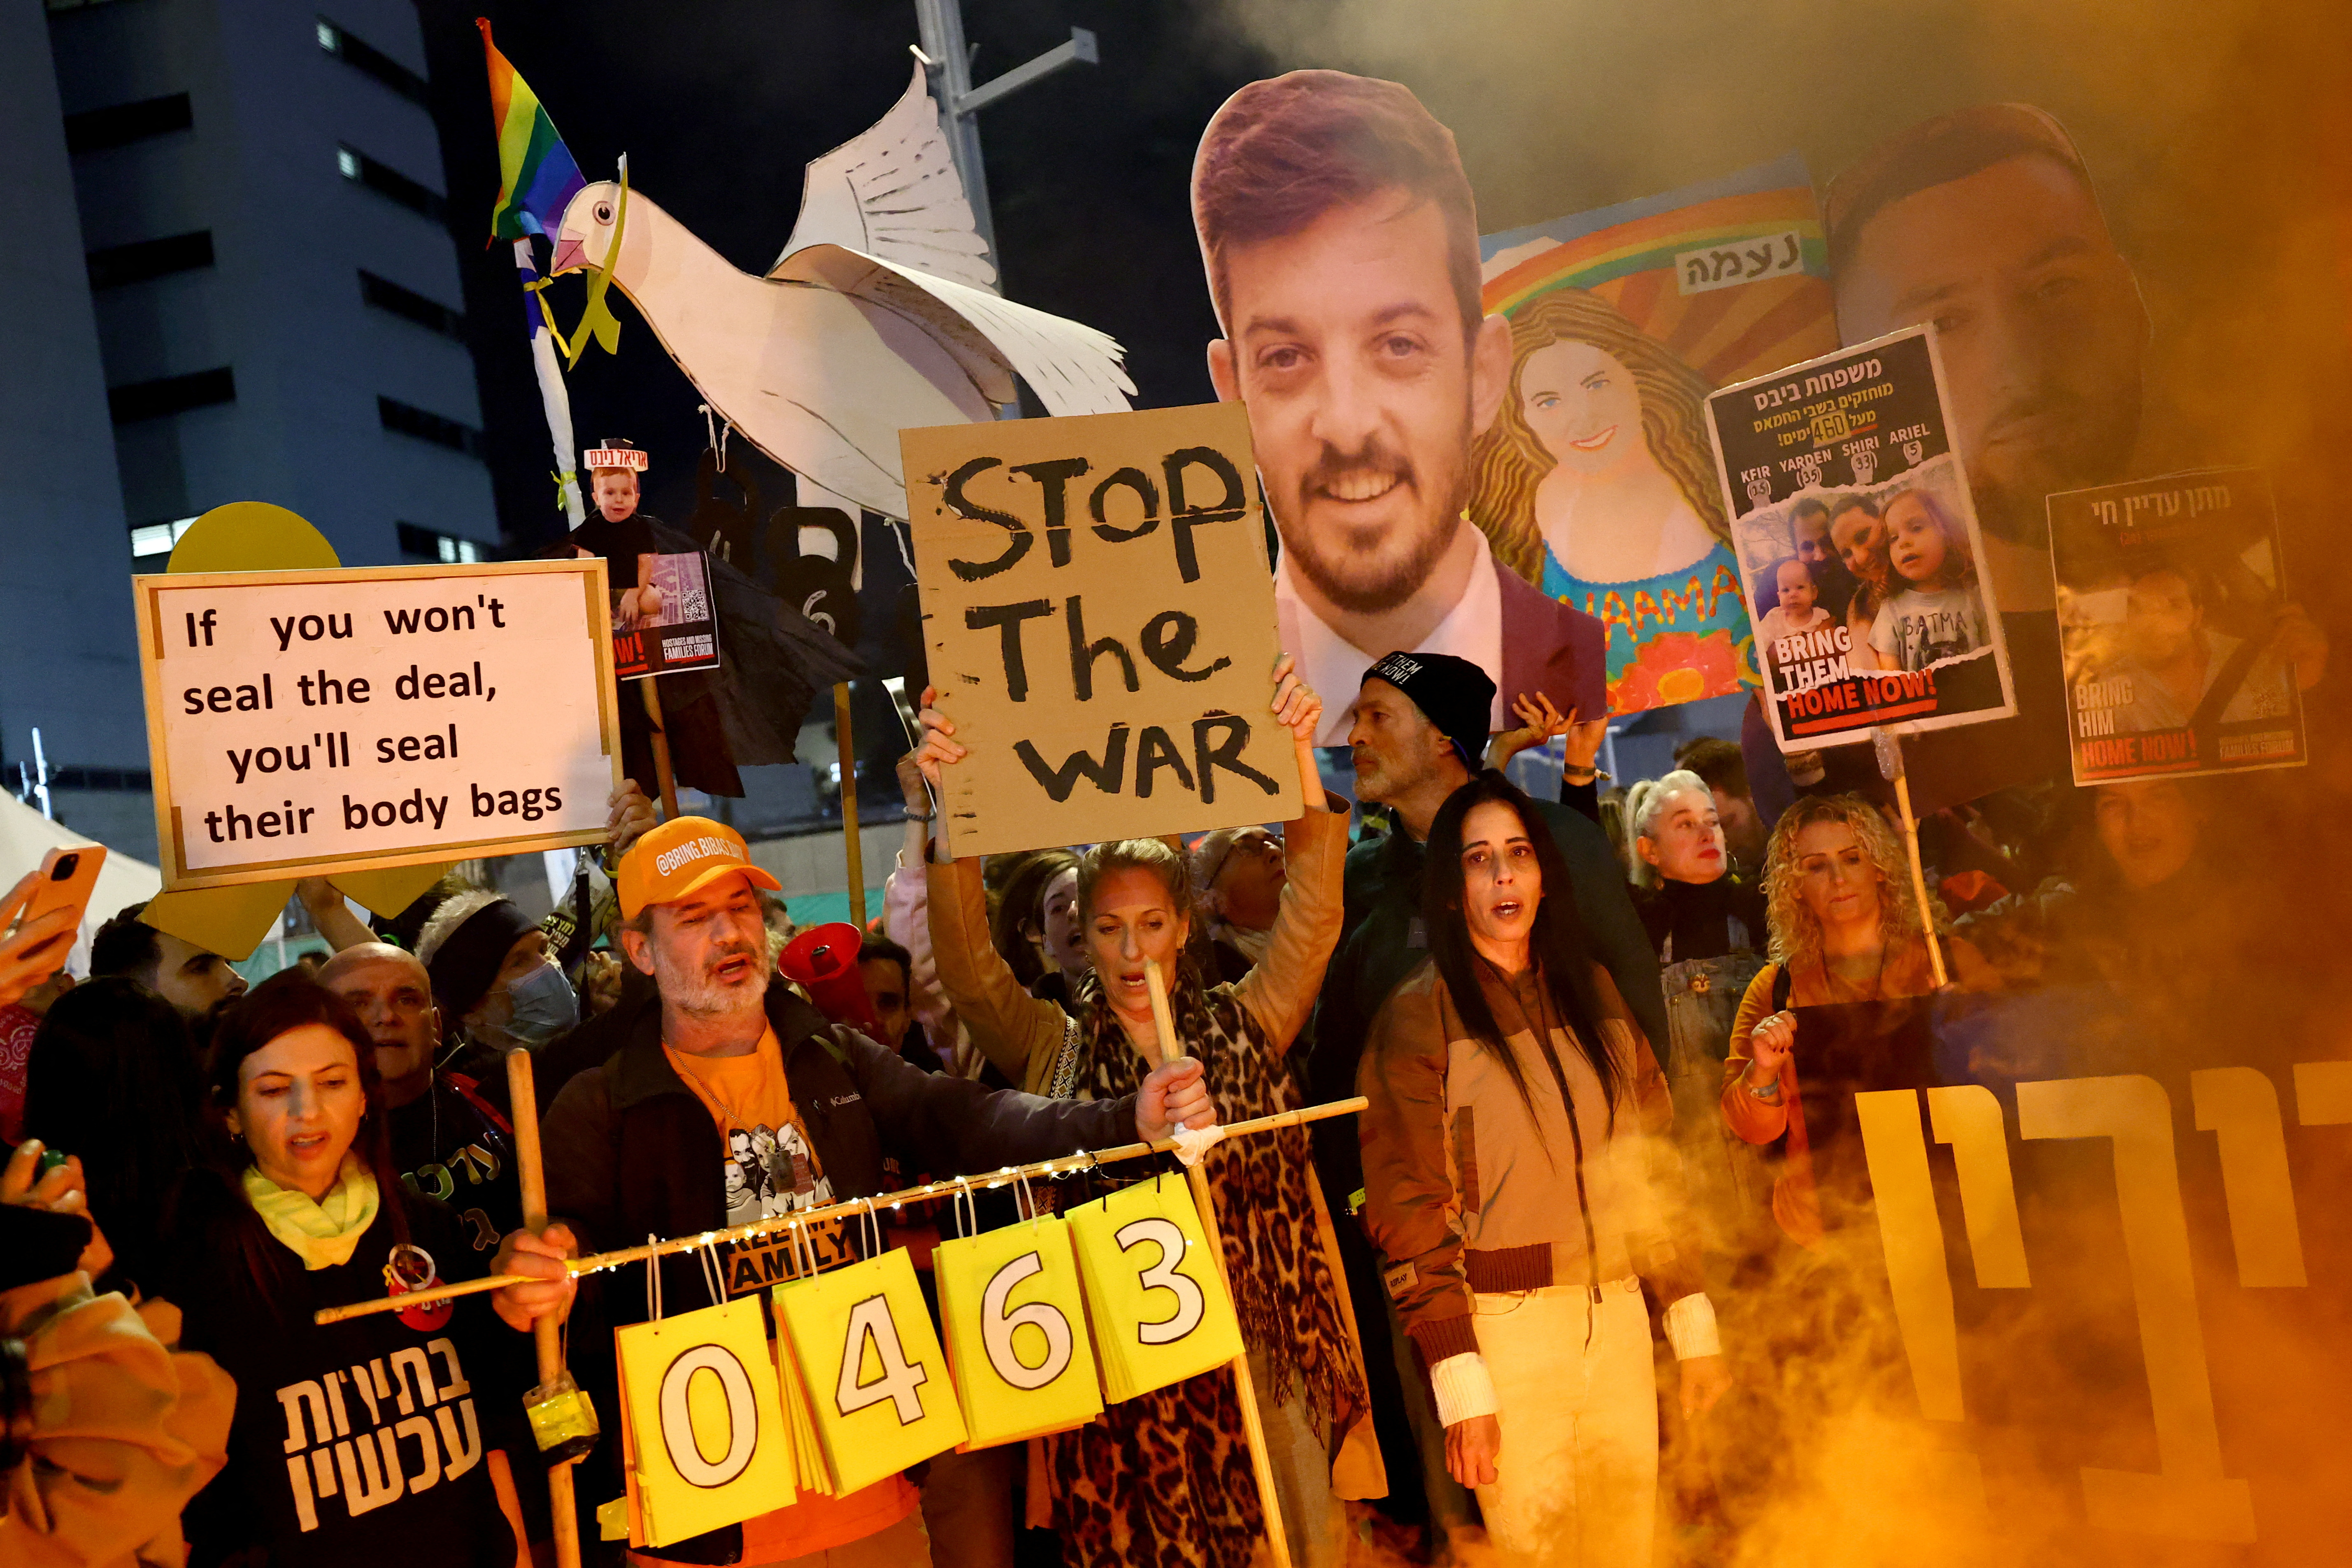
xmin=1716 ymin=795 xmax=1996 ymax=1244
xmin=1468 ymin=288 xmax=1755 ymax=711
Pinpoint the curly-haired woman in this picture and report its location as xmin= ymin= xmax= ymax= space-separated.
xmin=1719 ymin=795 xmax=1997 ymax=1245
xmin=1468 ymin=288 xmax=1754 ymax=711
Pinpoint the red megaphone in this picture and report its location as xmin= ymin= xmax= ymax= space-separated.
xmin=779 ymin=922 xmax=882 ymax=1036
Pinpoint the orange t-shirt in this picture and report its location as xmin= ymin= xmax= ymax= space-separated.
xmin=645 ymin=1028 xmax=917 ymax=1566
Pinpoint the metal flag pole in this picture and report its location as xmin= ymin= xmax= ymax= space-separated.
xmin=911 ymin=0 xmax=1098 ymax=263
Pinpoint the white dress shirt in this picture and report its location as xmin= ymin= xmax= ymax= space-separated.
xmin=1274 ymin=525 xmax=1508 ymax=747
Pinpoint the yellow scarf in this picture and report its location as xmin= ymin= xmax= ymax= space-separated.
xmin=242 ymin=1155 xmax=381 ymax=1270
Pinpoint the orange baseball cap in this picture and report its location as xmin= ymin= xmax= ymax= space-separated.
xmin=618 ymin=817 xmax=782 ymax=919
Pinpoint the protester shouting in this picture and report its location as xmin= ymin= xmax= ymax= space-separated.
xmin=917 ymin=656 xmax=1376 ymax=1568
xmin=20 ymin=979 xmax=214 ymax=1295
xmin=161 ymin=975 xmax=559 ymax=1567
xmin=1722 ymin=795 xmax=1998 ymax=1245
xmin=1300 ymin=652 xmax=1659 ymax=1550
xmin=529 ymin=817 xmax=1212 ymax=1567
xmin=1358 ymin=771 xmax=1728 ymax=1568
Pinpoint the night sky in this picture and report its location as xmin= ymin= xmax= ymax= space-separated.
xmin=416 ymin=0 xmax=1271 ymax=554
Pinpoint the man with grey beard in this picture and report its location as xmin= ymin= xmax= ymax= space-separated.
xmin=526 ymin=816 xmax=1212 ymax=1566
xmin=1193 ymin=70 xmax=1604 ymax=746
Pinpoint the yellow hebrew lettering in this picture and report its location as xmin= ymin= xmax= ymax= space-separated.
xmin=2189 ymin=1068 xmax=2304 ymax=1287
xmin=2016 ymin=1075 xmax=2255 ymax=1543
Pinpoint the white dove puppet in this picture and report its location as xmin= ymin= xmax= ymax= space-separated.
xmin=549 ymin=66 xmax=1134 ymax=520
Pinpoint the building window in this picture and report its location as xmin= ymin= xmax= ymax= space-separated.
xmin=359 ymin=270 xmax=465 ymax=338
xmin=130 ymin=517 xmax=201 ymax=558
xmin=87 ymin=230 xmax=215 ymax=290
xmin=337 ymin=144 xmax=445 ymax=220
xmin=64 ymin=92 xmax=193 ymax=155
xmin=379 ymin=396 xmax=484 ymax=458
xmin=110 ymin=368 xmax=236 ymax=424
xmin=397 ymin=522 xmax=493 ymax=563
xmin=316 ymin=17 xmax=430 ymax=105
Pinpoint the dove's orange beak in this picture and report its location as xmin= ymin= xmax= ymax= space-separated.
xmin=551 ymin=234 xmax=587 ymax=275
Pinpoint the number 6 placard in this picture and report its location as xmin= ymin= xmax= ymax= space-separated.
xmin=935 ymin=1216 xmax=1106 ymax=1447
xmin=613 ymin=1298 xmax=797 ymax=1549
xmin=773 ymin=1249 xmax=967 ymax=1496
xmin=1067 ymin=1175 xmax=1245 ymax=1400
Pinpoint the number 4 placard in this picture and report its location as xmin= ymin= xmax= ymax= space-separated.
xmin=1067 ymin=1175 xmax=1245 ymax=1401
xmin=774 ymin=1249 xmax=967 ymax=1496
xmin=613 ymin=1298 xmax=798 ymax=1548
xmin=935 ymin=1216 xmax=1105 ymax=1447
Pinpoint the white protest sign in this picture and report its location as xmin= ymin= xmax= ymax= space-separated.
xmin=133 ymin=560 xmax=621 ymax=889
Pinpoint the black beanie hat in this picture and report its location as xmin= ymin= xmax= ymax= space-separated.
xmin=1363 ymin=651 xmax=1494 ymax=770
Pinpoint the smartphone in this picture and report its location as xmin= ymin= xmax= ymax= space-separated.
xmin=12 ymin=845 xmax=105 ymax=941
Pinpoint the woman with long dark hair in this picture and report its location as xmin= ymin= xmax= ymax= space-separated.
xmin=1359 ymin=771 xmax=1727 ymax=1568
xmin=21 ymin=977 xmax=216 ymax=1293
xmin=162 ymin=974 xmax=558 ymax=1568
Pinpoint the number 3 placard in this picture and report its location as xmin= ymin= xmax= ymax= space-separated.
xmin=773 ymin=1249 xmax=967 ymax=1495
xmin=613 ymin=1298 xmax=798 ymax=1548
xmin=1067 ymin=1175 xmax=1245 ymax=1400
xmin=935 ymin=1216 xmax=1106 ymax=1447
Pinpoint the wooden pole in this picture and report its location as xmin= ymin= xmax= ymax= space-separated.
xmin=1874 ymin=729 xmax=1948 ymax=988
xmin=316 ymin=1098 xmax=1368 ymax=1323
xmin=505 ymin=1048 xmax=582 ymax=1568
xmin=1143 ymin=957 xmax=1293 ymax=1568
xmin=639 ymin=679 xmax=679 ymax=820
xmin=834 ymin=682 xmax=865 ymax=927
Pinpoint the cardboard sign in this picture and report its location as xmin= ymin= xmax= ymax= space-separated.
xmin=1065 ymin=1175 xmax=1244 ymax=1401
xmin=772 ymin=1249 xmax=966 ymax=1496
xmin=1706 ymin=326 xmax=2017 ymax=749
xmin=612 ymin=551 xmax=722 ymax=680
xmin=903 ymin=402 xmax=1302 ymax=858
xmin=614 ymin=1298 xmax=798 ymax=1549
xmin=2046 ymin=467 xmax=2306 ymax=784
xmin=934 ymin=1216 xmax=1105 ymax=1447
xmin=133 ymin=560 xmax=621 ymax=890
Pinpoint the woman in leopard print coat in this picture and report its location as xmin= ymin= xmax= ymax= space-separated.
xmin=918 ymin=664 xmax=1379 ymax=1568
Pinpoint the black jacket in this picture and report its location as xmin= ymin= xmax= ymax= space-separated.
xmin=539 ymin=979 xmax=1139 ymax=1563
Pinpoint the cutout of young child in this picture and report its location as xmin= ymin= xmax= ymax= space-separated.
xmin=1755 ymin=556 xmax=1836 ymax=676
xmin=1866 ymin=489 xmax=1990 ymax=672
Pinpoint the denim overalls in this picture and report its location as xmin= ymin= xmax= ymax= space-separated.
xmin=1658 ymin=919 xmax=1772 ymax=1283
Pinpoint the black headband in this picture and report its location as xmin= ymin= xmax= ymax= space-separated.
xmin=426 ymin=899 xmax=537 ymax=1019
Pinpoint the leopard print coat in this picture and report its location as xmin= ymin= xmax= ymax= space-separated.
xmin=1042 ymin=965 xmax=1366 ymax=1568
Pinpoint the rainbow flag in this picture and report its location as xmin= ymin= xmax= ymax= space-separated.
xmin=478 ymin=19 xmax=584 ymax=242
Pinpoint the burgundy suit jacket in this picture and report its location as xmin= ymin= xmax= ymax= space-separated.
xmin=1495 ymin=562 xmax=1608 ymax=723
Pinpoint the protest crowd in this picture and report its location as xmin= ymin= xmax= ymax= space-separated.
xmin=2 ymin=31 xmax=2343 ymax=1568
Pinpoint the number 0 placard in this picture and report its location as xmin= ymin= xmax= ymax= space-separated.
xmin=935 ymin=1217 xmax=1105 ymax=1447
xmin=614 ymin=1298 xmax=797 ymax=1548
xmin=1067 ymin=1175 xmax=1244 ymax=1400
xmin=774 ymin=1249 xmax=966 ymax=1495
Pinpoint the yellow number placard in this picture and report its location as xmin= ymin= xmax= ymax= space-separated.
xmin=614 ymin=1298 xmax=796 ymax=1548
xmin=1065 ymin=1175 xmax=1243 ymax=1400
xmin=935 ymin=1216 xmax=1105 ymax=1447
xmin=773 ymin=1249 xmax=966 ymax=1496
